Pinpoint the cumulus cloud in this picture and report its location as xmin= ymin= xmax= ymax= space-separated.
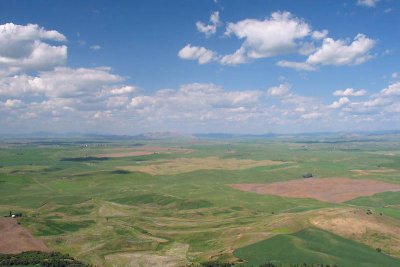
xmin=301 ymin=112 xmax=323 ymax=119
xmin=130 ymin=83 xmax=261 ymax=113
xmin=3 ymin=99 xmax=23 ymax=108
xmin=298 ymin=42 xmax=317 ymax=55
xmin=196 ymin=11 xmax=221 ymax=37
xmin=392 ymin=72 xmax=398 ymax=79
xmin=220 ymin=47 xmax=247 ymax=65
xmin=178 ymin=44 xmax=218 ymax=64
xmin=381 ymin=81 xmax=400 ymax=96
xmin=276 ymin=60 xmax=317 ymax=71
xmin=357 ymin=0 xmax=381 ymax=7
xmin=0 ymin=66 xmax=126 ymax=98
xmin=110 ymin=85 xmax=137 ymax=95
xmin=306 ymin=34 xmax=375 ymax=66
xmin=333 ymin=88 xmax=366 ymax=96
xmin=223 ymin=11 xmax=310 ymax=62
xmin=0 ymin=23 xmax=67 ymax=75
xmin=329 ymin=97 xmax=350 ymax=109
xmin=311 ymin=30 xmax=328 ymax=40
xmin=267 ymin=83 xmax=292 ymax=97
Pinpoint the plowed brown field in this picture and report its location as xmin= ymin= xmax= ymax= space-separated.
xmin=228 ymin=178 xmax=400 ymax=203
xmin=0 ymin=218 xmax=50 ymax=254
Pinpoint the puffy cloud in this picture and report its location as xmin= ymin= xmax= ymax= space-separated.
xmin=110 ymin=86 xmax=137 ymax=95
xmin=127 ymin=83 xmax=269 ymax=128
xmin=220 ymin=47 xmax=247 ymax=65
xmin=2 ymin=99 xmax=23 ymax=108
xmin=298 ymin=42 xmax=317 ymax=55
xmin=333 ymin=88 xmax=366 ymax=96
xmin=224 ymin=11 xmax=310 ymax=61
xmin=178 ymin=44 xmax=218 ymax=64
xmin=196 ymin=11 xmax=221 ymax=37
xmin=0 ymin=23 xmax=67 ymax=74
xmin=301 ymin=112 xmax=323 ymax=119
xmin=392 ymin=72 xmax=398 ymax=79
xmin=311 ymin=30 xmax=328 ymax=40
xmin=0 ymin=66 xmax=128 ymax=100
xmin=130 ymin=83 xmax=261 ymax=112
xmin=329 ymin=97 xmax=350 ymax=109
xmin=276 ymin=60 xmax=317 ymax=71
xmin=357 ymin=0 xmax=381 ymax=8
xmin=267 ymin=83 xmax=291 ymax=97
xmin=381 ymin=81 xmax=400 ymax=96
xmin=306 ymin=34 xmax=375 ymax=66
xmin=32 ymin=67 xmax=123 ymax=98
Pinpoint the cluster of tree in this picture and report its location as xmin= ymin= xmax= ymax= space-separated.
xmin=60 ymin=157 xmax=109 ymax=162
xmin=200 ymin=262 xmax=337 ymax=267
xmin=0 ymin=251 xmax=89 ymax=267
xmin=5 ymin=211 xmax=22 ymax=217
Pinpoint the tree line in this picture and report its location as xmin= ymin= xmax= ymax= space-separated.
xmin=0 ymin=251 xmax=89 ymax=267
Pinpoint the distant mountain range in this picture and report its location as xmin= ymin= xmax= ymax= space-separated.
xmin=1 ymin=130 xmax=400 ymax=139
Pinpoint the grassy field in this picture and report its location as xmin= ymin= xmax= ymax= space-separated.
xmin=233 ymin=227 xmax=400 ymax=267
xmin=0 ymin=135 xmax=399 ymax=266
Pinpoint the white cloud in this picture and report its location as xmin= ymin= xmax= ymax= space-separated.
xmin=224 ymin=11 xmax=310 ymax=61
xmin=357 ymin=0 xmax=381 ymax=8
xmin=0 ymin=66 xmax=124 ymax=98
xmin=90 ymin=45 xmax=101 ymax=51
xmin=381 ymin=81 xmax=400 ymax=96
xmin=110 ymin=85 xmax=137 ymax=95
xmin=301 ymin=112 xmax=323 ymax=119
xmin=267 ymin=83 xmax=292 ymax=97
xmin=196 ymin=11 xmax=221 ymax=38
xmin=128 ymin=83 xmax=264 ymax=126
xmin=276 ymin=60 xmax=317 ymax=71
xmin=3 ymin=99 xmax=23 ymax=108
xmin=277 ymin=33 xmax=375 ymax=71
xmin=384 ymin=8 xmax=393 ymax=13
xmin=0 ymin=23 xmax=67 ymax=74
xmin=311 ymin=30 xmax=328 ymax=40
xmin=32 ymin=67 xmax=123 ymax=98
xmin=210 ymin=11 xmax=220 ymax=25
xmin=306 ymin=34 xmax=375 ymax=66
xmin=178 ymin=44 xmax=218 ymax=64
xmin=333 ymin=88 xmax=366 ymax=96
xmin=299 ymin=42 xmax=317 ymax=55
xmin=220 ymin=47 xmax=247 ymax=65
xmin=329 ymin=97 xmax=350 ymax=109
xmin=392 ymin=72 xmax=398 ymax=79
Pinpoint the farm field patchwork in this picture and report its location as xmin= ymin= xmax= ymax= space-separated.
xmin=0 ymin=135 xmax=400 ymax=266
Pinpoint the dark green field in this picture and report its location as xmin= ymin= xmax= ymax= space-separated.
xmin=234 ymin=227 xmax=400 ymax=267
xmin=0 ymin=135 xmax=400 ymax=266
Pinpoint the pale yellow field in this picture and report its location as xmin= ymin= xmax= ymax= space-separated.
xmin=118 ymin=156 xmax=292 ymax=175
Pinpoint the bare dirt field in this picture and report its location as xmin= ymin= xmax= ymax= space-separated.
xmin=0 ymin=218 xmax=50 ymax=254
xmin=351 ymin=169 xmax=397 ymax=176
xmin=228 ymin=178 xmax=400 ymax=203
xmin=119 ymin=157 xmax=291 ymax=175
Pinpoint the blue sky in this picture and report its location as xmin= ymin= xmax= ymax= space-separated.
xmin=0 ymin=0 xmax=399 ymax=134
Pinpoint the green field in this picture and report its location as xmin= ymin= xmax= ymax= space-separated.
xmin=234 ymin=227 xmax=400 ymax=267
xmin=0 ymin=135 xmax=400 ymax=266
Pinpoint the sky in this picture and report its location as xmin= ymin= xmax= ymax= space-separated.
xmin=0 ymin=0 xmax=399 ymax=135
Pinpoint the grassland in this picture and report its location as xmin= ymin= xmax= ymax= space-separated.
xmin=0 ymin=135 xmax=399 ymax=266
xmin=233 ymin=227 xmax=400 ymax=266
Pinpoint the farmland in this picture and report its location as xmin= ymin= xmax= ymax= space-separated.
xmin=0 ymin=134 xmax=400 ymax=266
